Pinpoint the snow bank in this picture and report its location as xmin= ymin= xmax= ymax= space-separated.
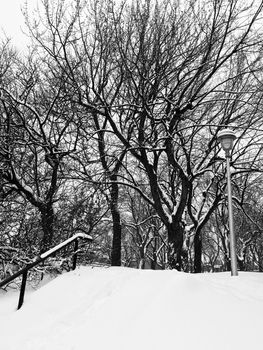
xmin=1 ymin=267 xmax=263 ymax=350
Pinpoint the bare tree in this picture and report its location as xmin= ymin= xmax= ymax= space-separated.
xmin=17 ymin=0 xmax=263 ymax=271
xmin=0 ymin=46 xmax=81 ymax=253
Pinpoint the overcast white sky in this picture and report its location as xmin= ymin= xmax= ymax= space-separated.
xmin=0 ymin=0 xmax=36 ymax=51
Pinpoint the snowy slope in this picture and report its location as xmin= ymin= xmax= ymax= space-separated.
xmin=1 ymin=267 xmax=263 ymax=350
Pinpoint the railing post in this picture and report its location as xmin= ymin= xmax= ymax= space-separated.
xmin=18 ymin=270 xmax=28 ymax=310
xmin=72 ymin=239 xmax=79 ymax=270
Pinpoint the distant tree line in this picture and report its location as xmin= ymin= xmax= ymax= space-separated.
xmin=1 ymin=0 xmax=263 ymax=281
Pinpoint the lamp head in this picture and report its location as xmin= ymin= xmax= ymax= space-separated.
xmin=217 ymin=129 xmax=236 ymax=153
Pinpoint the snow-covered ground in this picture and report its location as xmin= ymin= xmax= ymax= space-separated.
xmin=1 ymin=267 xmax=263 ymax=350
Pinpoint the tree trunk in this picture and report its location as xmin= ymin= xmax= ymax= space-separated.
xmin=194 ymin=231 xmax=202 ymax=273
xmin=110 ymin=179 xmax=122 ymax=266
xmin=139 ymin=255 xmax=145 ymax=269
xmin=167 ymin=221 xmax=184 ymax=270
xmin=224 ymin=254 xmax=231 ymax=271
xmin=259 ymin=259 xmax=263 ymax=272
xmin=151 ymin=236 xmax=158 ymax=270
xmin=237 ymin=257 xmax=245 ymax=271
xmin=40 ymin=203 xmax=54 ymax=254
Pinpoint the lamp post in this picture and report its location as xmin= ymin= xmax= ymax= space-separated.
xmin=217 ymin=129 xmax=238 ymax=276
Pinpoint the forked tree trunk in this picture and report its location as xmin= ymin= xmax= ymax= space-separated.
xmin=167 ymin=221 xmax=184 ymax=270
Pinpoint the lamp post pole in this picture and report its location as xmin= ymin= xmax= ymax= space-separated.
xmin=218 ymin=129 xmax=238 ymax=276
xmin=225 ymin=150 xmax=238 ymax=276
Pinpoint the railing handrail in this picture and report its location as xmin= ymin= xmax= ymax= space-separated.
xmin=0 ymin=232 xmax=93 ymax=309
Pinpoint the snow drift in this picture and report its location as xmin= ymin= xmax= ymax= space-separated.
xmin=1 ymin=267 xmax=263 ymax=350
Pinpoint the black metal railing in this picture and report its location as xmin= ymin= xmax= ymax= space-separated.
xmin=0 ymin=232 xmax=93 ymax=310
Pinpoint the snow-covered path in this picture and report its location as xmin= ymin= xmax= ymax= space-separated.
xmin=1 ymin=267 xmax=263 ymax=350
